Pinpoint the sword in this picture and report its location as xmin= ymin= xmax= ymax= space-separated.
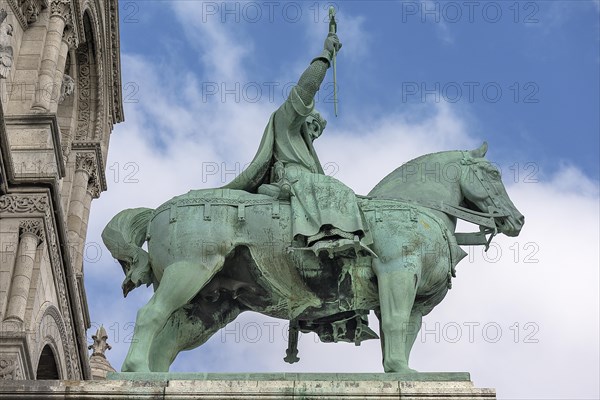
xmin=329 ymin=6 xmax=338 ymax=117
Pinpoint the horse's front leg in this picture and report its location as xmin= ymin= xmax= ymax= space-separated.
xmin=122 ymin=258 xmax=221 ymax=372
xmin=149 ymin=303 xmax=243 ymax=372
xmin=373 ymin=258 xmax=419 ymax=373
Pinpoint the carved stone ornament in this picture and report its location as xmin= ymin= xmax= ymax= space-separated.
xmin=21 ymin=0 xmax=43 ymax=24
xmin=88 ymin=326 xmax=111 ymax=358
xmin=109 ymin=0 xmax=123 ymax=122
xmin=0 ymin=357 xmax=22 ymax=380
xmin=59 ymin=73 xmax=75 ymax=103
xmin=75 ymin=43 xmax=91 ymax=141
xmin=0 ymin=8 xmax=14 ymax=79
xmin=87 ymin=173 xmax=101 ymax=199
xmin=62 ymin=23 xmax=77 ymax=48
xmin=75 ymin=153 xmax=97 ymax=176
xmin=50 ymin=0 xmax=72 ymax=23
xmin=0 ymin=194 xmax=48 ymax=213
xmin=19 ymin=219 xmax=44 ymax=243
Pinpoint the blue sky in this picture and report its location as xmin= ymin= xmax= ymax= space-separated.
xmin=84 ymin=2 xmax=599 ymax=399
xmin=117 ymin=0 xmax=599 ymax=177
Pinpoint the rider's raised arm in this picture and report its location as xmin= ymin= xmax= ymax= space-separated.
xmin=274 ymin=34 xmax=341 ymax=129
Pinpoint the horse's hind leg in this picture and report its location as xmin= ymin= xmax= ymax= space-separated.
xmin=122 ymin=259 xmax=222 ymax=372
xmin=374 ymin=258 xmax=419 ymax=373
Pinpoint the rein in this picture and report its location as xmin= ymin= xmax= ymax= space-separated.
xmin=371 ymin=196 xmax=506 ymax=250
xmin=412 ymin=200 xmax=504 ymax=250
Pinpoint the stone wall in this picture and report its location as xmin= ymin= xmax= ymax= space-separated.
xmin=0 ymin=0 xmax=123 ymax=380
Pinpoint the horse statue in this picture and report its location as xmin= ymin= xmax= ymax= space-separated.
xmin=102 ymin=142 xmax=524 ymax=373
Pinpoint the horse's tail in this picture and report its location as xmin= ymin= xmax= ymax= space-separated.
xmin=102 ymin=208 xmax=154 ymax=297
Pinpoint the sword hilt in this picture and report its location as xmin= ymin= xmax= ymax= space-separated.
xmin=329 ymin=6 xmax=336 ymax=34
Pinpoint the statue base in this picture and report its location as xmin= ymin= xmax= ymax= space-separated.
xmin=0 ymin=372 xmax=496 ymax=399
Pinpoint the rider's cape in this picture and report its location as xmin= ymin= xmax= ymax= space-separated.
xmin=223 ymin=113 xmax=276 ymax=192
xmin=223 ymin=88 xmax=323 ymax=192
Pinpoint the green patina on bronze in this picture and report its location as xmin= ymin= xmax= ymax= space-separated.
xmin=102 ymin=26 xmax=524 ymax=374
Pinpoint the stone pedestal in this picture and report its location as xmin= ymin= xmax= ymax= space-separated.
xmin=0 ymin=372 xmax=496 ymax=399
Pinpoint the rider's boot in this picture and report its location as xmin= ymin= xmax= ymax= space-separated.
xmin=309 ymin=235 xmax=378 ymax=258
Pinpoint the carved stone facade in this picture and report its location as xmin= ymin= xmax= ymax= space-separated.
xmin=0 ymin=0 xmax=123 ymax=380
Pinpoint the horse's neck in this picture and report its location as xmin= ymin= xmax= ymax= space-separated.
xmin=370 ymin=154 xmax=466 ymax=232
xmin=399 ymin=179 xmax=461 ymax=232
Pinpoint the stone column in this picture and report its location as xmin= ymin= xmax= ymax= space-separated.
xmin=4 ymin=220 xmax=44 ymax=325
xmin=73 ymin=174 xmax=99 ymax=273
xmin=31 ymin=0 xmax=72 ymax=111
xmin=49 ymin=34 xmax=71 ymax=114
xmin=67 ymin=153 xmax=96 ymax=274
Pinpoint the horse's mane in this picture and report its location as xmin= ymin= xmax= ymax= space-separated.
xmin=368 ymin=150 xmax=464 ymax=199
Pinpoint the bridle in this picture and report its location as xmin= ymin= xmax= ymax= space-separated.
xmin=376 ymin=155 xmax=509 ymax=251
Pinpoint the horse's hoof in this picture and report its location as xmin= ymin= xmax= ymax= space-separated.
xmin=384 ymin=363 xmax=418 ymax=374
xmin=122 ymin=359 xmax=151 ymax=373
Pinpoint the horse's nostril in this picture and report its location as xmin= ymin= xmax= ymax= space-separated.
xmin=518 ymin=215 xmax=525 ymax=225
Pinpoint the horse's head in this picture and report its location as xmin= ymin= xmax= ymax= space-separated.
xmin=459 ymin=143 xmax=524 ymax=237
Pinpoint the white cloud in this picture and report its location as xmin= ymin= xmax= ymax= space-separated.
xmin=169 ymin=2 xmax=252 ymax=82
xmin=315 ymin=102 xmax=477 ymax=194
xmin=419 ymin=0 xmax=455 ymax=45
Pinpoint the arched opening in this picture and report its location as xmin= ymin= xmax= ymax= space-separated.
xmin=36 ymin=345 xmax=60 ymax=380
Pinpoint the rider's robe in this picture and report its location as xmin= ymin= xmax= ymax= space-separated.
xmin=224 ymin=87 xmax=365 ymax=239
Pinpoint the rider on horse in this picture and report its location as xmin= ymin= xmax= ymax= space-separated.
xmin=224 ymin=32 xmax=373 ymax=258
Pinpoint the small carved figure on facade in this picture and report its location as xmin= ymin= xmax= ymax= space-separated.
xmin=59 ymin=74 xmax=75 ymax=103
xmin=0 ymin=9 xmax=14 ymax=79
xmin=22 ymin=0 xmax=42 ymax=24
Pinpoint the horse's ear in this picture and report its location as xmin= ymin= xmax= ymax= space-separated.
xmin=470 ymin=142 xmax=488 ymax=158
